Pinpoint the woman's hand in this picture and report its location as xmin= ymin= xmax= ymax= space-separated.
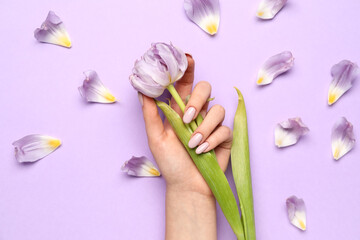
xmin=138 ymin=55 xmax=232 ymax=240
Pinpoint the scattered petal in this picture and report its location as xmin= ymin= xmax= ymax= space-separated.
xmin=257 ymin=51 xmax=294 ymax=85
xmin=286 ymin=195 xmax=306 ymax=231
xmin=34 ymin=11 xmax=72 ymax=48
xmin=275 ymin=117 xmax=309 ymax=148
xmin=184 ymin=0 xmax=220 ymax=35
xmin=79 ymin=70 xmax=117 ymax=103
xmin=331 ymin=117 xmax=355 ymax=160
xmin=130 ymin=42 xmax=188 ymax=98
xmin=12 ymin=134 xmax=61 ymax=163
xmin=327 ymin=60 xmax=359 ymax=105
xmin=121 ymin=156 xmax=161 ymax=177
xmin=256 ymin=0 xmax=287 ymax=19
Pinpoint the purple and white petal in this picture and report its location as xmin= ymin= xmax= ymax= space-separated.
xmin=256 ymin=0 xmax=287 ymax=20
xmin=34 ymin=11 xmax=72 ymax=48
xmin=79 ymin=70 xmax=116 ymax=103
xmin=286 ymin=196 xmax=306 ymax=231
xmin=130 ymin=43 xmax=188 ymax=98
xmin=328 ymin=60 xmax=359 ymax=105
xmin=12 ymin=134 xmax=61 ymax=163
xmin=257 ymin=51 xmax=294 ymax=85
xmin=184 ymin=0 xmax=220 ymax=35
xmin=275 ymin=117 xmax=309 ymax=148
xmin=121 ymin=156 xmax=161 ymax=177
xmin=331 ymin=117 xmax=355 ymax=160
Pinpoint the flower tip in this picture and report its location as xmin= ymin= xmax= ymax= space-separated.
xmin=256 ymin=77 xmax=264 ymax=85
xmin=299 ymin=220 xmax=306 ymax=231
xmin=205 ymin=23 xmax=218 ymax=35
xmin=48 ymin=138 xmax=62 ymax=148
xmin=104 ymin=92 xmax=117 ymax=103
xmin=328 ymin=93 xmax=337 ymax=105
xmin=149 ymin=167 xmax=161 ymax=176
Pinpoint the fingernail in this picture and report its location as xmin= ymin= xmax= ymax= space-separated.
xmin=185 ymin=53 xmax=193 ymax=59
xmin=196 ymin=142 xmax=209 ymax=154
xmin=188 ymin=133 xmax=203 ymax=148
xmin=138 ymin=92 xmax=143 ymax=106
xmin=183 ymin=107 xmax=196 ymax=123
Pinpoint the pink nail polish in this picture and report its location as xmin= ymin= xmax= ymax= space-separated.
xmin=188 ymin=133 xmax=203 ymax=148
xmin=183 ymin=107 xmax=196 ymax=123
xmin=138 ymin=92 xmax=143 ymax=106
xmin=196 ymin=142 xmax=209 ymax=154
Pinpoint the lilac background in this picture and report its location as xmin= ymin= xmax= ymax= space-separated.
xmin=0 ymin=0 xmax=359 ymax=239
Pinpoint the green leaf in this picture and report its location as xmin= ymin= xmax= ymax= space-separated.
xmin=231 ymin=88 xmax=256 ymax=240
xmin=156 ymin=100 xmax=245 ymax=239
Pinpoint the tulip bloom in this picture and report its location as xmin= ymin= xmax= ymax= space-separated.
xmin=122 ymin=156 xmax=161 ymax=177
xmin=286 ymin=195 xmax=307 ymax=231
xmin=275 ymin=117 xmax=309 ymax=148
xmin=130 ymin=42 xmax=188 ymax=98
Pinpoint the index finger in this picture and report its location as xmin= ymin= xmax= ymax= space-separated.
xmin=170 ymin=54 xmax=195 ymax=115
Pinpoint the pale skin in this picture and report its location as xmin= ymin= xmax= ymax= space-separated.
xmin=138 ymin=55 xmax=232 ymax=240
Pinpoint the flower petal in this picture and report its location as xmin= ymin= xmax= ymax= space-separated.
xmin=34 ymin=11 xmax=72 ymax=48
xmin=121 ymin=156 xmax=161 ymax=177
xmin=257 ymin=51 xmax=294 ymax=85
xmin=256 ymin=0 xmax=287 ymax=19
xmin=12 ymin=134 xmax=61 ymax=163
xmin=78 ymin=70 xmax=117 ymax=103
xmin=184 ymin=0 xmax=220 ymax=35
xmin=331 ymin=117 xmax=355 ymax=160
xmin=275 ymin=117 xmax=309 ymax=148
xmin=327 ymin=60 xmax=359 ymax=105
xmin=286 ymin=195 xmax=306 ymax=231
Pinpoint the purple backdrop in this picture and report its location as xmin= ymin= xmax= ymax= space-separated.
xmin=0 ymin=0 xmax=359 ymax=239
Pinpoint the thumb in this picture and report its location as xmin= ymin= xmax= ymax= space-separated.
xmin=139 ymin=93 xmax=165 ymax=140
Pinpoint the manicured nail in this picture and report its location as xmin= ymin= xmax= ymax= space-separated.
xmin=138 ymin=92 xmax=143 ymax=106
xmin=183 ymin=107 xmax=196 ymax=123
xmin=196 ymin=142 xmax=209 ymax=154
xmin=188 ymin=133 xmax=203 ymax=148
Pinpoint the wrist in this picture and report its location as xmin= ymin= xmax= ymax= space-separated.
xmin=165 ymin=186 xmax=217 ymax=240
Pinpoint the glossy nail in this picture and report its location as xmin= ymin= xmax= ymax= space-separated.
xmin=138 ymin=92 xmax=143 ymax=106
xmin=188 ymin=133 xmax=203 ymax=148
xmin=196 ymin=142 xmax=209 ymax=154
xmin=183 ymin=107 xmax=196 ymax=123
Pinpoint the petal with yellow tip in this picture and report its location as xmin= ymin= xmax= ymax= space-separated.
xmin=286 ymin=196 xmax=306 ymax=231
xmin=331 ymin=117 xmax=355 ymax=160
xmin=121 ymin=156 xmax=161 ymax=177
xmin=184 ymin=0 xmax=220 ymax=35
xmin=274 ymin=117 xmax=309 ymax=148
xmin=34 ymin=11 xmax=72 ymax=48
xmin=78 ymin=70 xmax=117 ymax=103
xmin=12 ymin=134 xmax=62 ymax=163
xmin=327 ymin=60 xmax=359 ymax=105
xmin=257 ymin=51 xmax=294 ymax=86
xmin=256 ymin=0 xmax=287 ymax=19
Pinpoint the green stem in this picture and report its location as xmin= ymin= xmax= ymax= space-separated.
xmin=167 ymin=84 xmax=198 ymax=131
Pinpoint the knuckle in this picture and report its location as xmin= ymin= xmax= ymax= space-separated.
xmin=223 ymin=126 xmax=233 ymax=139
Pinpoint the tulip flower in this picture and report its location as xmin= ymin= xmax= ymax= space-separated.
xmin=122 ymin=156 xmax=161 ymax=177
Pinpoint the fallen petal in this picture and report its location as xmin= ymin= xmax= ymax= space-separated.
xmin=184 ymin=0 xmax=220 ymax=35
xmin=327 ymin=60 xmax=359 ymax=105
xmin=286 ymin=195 xmax=306 ymax=231
xmin=121 ymin=156 xmax=161 ymax=177
xmin=257 ymin=51 xmax=294 ymax=85
xmin=256 ymin=0 xmax=287 ymax=19
xmin=275 ymin=117 xmax=309 ymax=148
xmin=78 ymin=70 xmax=117 ymax=103
xmin=34 ymin=11 xmax=72 ymax=48
xmin=331 ymin=117 xmax=355 ymax=160
xmin=12 ymin=134 xmax=61 ymax=163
